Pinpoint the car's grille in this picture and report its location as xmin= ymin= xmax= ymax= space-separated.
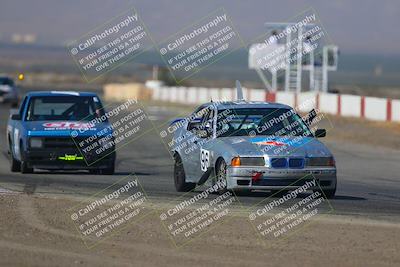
xmin=288 ymin=158 xmax=304 ymax=168
xmin=270 ymin=158 xmax=287 ymax=168
xmin=43 ymin=137 xmax=84 ymax=149
xmin=270 ymin=158 xmax=304 ymax=169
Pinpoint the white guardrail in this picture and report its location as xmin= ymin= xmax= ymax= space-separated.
xmin=146 ymin=81 xmax=400 ymax=123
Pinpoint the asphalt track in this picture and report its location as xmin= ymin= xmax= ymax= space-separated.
xmin=0 ymin=87 xmax=399 ymax=222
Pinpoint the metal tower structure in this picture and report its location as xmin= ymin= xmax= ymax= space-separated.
xmin=248 ymin=22 xmax=338 ymax=93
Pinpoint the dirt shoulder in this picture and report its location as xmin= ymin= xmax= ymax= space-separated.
xmin=324 ymin=114 xmax=400 ymax=150
xmin=0 ymin=193 xmax=399 ymax=267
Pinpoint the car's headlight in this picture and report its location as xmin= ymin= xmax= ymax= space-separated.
xmin=307 ymin=157 xmax=335 ymax=167
xmin=231 ymin=157 xmax=265 ymax=166
xmin=30 ymin=138 xmax=43 ymax=148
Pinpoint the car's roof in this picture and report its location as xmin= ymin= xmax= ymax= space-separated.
xmin=26 ymin=91 xmax=98 ymax=97
xmin=202 ymin=101 xmax=292 ymax=110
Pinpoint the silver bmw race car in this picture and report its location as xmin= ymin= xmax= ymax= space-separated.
xmin=170 ymin=82 xmax=337 ymax=198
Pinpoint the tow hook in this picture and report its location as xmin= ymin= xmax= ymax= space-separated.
xmin=251 ymin=171 xmax=263 ymax=182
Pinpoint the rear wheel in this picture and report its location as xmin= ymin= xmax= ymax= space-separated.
xmin=174 ymin=154 xmax=195 ymax=192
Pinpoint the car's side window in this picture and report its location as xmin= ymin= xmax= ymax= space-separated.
xmin=203 ymin=108 xmax=214 ymax=123
xmin=187 ymin=106 xmax=210 ymax=131
xmin=203 ymin=108 xmax=215 ymax=135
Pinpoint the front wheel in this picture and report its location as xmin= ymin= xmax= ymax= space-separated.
xmin=314 ymin=183 xmax=336 ymax=199
xmin=9 ymin=143 xmax=20 ymax=172
xmin=20 ymin=160 xmax=33 ymax=174
xmin=101 ymin=164 xmax=115 ymax=175
xmin=10 ymin=153 xmax=21 ymax=172
xmin=319 ymin=188 xmax=336 ymax=199
xmin=214 ymin=159 xmax=228 ymax=194
xmin=20 ymin=143 xmax=33 ymax=174
xmin=174 ymin=154 xmax=195 ymax=192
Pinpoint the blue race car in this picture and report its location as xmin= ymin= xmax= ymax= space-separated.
xmin=7 ymin=91 xmax=116 ymax=174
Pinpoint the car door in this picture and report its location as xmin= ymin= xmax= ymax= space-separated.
xmin=183 ymin=105 xmax=214 ymax=182
xmin=9 ymin=96 xmax=28 ymax=160
xmin=190 ymin=106 xmax=216 ymax=182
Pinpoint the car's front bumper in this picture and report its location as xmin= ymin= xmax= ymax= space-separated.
xmin=25 ymin=149 xmax=115 ymax=170
xmin=226 ymin=166 xmax=336 ymax=191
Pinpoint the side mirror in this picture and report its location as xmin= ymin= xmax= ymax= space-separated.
xmin=10 ymin=114 xmax=21 ymax=120
xmin=315 ymin=129 xmax=326 ymax=138
xmin=196 ymin=129 xmax=212 ymax=138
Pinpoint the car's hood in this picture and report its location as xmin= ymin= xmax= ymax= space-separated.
xmin=24 ymin=121 xmax=112 ymax=137
xmin=218 ymin=136 xmax=332 ymax=157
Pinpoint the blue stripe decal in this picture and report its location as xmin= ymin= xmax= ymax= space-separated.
xmin=27 ymin=130 xmax=97 ymax=137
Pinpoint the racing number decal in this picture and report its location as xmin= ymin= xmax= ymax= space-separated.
xmin=200 ymin=149 xmax=210 ymax=172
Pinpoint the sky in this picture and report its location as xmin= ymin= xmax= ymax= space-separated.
xmin=1 ymin=0 xmax=399 ymax=55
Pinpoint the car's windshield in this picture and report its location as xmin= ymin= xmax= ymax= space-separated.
xmin=216 ymin=108 xmax=312 ymax=137
xmin=0 ymin=77 xmax=14 ymax=86
xmin=25 ymin=95 xmax=104 ymax=121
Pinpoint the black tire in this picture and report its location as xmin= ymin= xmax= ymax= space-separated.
xmin=21 ymin=159 xmax=33 ymax=174
xmin=101 ymin=164 xmax=115 ymax=175
xmin=9 ymin=143 xmax=20 ymax=172
xmin=214 ymin=159 xmax=228 ymax=194
xmin=174 ymin=154 xmax=195 ymax=192
xmin=321 ymin=188 xmax=336 ymax=199
xmin=20 ymin=142 xmax=33 ymax=174
xmin=314 ymin=183 xmax=336 ymax=199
